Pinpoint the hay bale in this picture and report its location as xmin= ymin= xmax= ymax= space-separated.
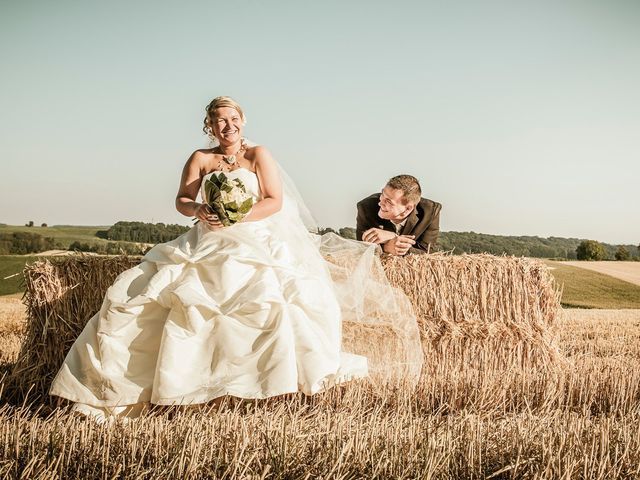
xmin=6 ymin=255 xmax=140 ymax=404
xmin=380 ymin=253 xmax=562 ymax=369
xmin=6 ymin=252 xmax=562 ymax=404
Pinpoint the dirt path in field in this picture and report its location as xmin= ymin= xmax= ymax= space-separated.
xmin=562 ymin=308 xmax=640 ymax=322
xmin=34 ymin=250 xmax=81 ymax=256
xmin=559 ymin=261 xmax=640 ymax=286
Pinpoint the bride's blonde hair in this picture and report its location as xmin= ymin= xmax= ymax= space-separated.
xmin=203 ymin=96 xmax=246 ymax=139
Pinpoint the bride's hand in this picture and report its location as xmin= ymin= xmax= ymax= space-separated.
xmin=195 ymin=203 xmax=224 ymax=230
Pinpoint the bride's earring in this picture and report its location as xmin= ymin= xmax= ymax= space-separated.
xmin=205 ymin=127 xmax=217 ymax=146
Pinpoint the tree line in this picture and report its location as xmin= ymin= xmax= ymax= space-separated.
xmin=436 ymin=232 xmax=639 ymax=260
xmin=98 ymin=221 xmax=190 ymax=243
xmin=319 ymin=227 xmax=639 ymax=260
xmin=67 ymin=241 xmax=148 ymax=255
xmin=575 ymin=240 xmax=638 ymax=261
xmin=3 ymin=222 xmax=639 ymax=260
xmin=0 ymin=232 xmax=56 ymax=255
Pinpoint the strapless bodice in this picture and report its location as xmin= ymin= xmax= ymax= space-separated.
xmin=200 ymin=167 xmax=261 ymax=204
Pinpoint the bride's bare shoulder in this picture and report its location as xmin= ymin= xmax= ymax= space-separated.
xmin=245 ymin=145 xmax=273 ymax=161
xmin=191 ymin=148 xmax=217 ymax=160
xmin=186 ymin=148 xmax=218 ymax=173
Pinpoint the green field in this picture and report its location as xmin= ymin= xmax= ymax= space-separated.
xmin=1 ymin=225 xmax=111 ymax=296
xmin=0 ymin=226 xmax=118 ymax=296
xmin=0 ymin=224 xmax=110 ymax=250
xmin=0 ymin=224 xmax=154 ymax=296
xmin=545 ymin=261 xmax=640 ymax=309
xmin=0 ymin=255 xmax=43 ymax=296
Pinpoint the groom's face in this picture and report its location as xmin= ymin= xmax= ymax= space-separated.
xmin=378 ymin=187 xmax=415 ymax=222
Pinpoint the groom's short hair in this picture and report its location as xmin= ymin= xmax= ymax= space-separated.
xmin=386 ymin=175 xmax=421 ymax=206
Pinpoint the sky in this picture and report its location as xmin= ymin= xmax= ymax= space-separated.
xmin=1 ymin=0 xmax=638 ymax=244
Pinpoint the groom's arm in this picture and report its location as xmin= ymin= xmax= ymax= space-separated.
xmin=356 ymin=197 xmax=381 ymax=241
xmin=413 ymin=202 xmax=442 ymax=253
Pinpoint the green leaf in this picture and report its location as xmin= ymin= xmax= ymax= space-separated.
xmin=204 ymin=180 xmax=221 ymax=205
xmin=227 ymin=211 xmax=242 ymax=222
xmin=238 ymin=198 xmax=254 ymax=214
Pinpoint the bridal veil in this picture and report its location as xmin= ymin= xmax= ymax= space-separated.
xmin=243 ymin=138 xmax=424 ymax=383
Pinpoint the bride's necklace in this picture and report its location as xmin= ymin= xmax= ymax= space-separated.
xmin=215 ymin=138 xmax=247 ymax=171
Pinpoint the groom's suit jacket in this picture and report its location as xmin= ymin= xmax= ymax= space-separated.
xmin=356 ymin=193 xmax=442 ymax=254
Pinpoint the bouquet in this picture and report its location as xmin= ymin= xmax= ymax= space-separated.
xmin=196 ymin=173 xmax=254 ymax=227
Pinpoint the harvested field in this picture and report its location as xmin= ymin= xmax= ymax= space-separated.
xmin=560 ymin=308 xmax=640 ymax=355
xmin=560 ymin=260 xmax=640 ymax=286
xmin=3 ymin=258 xmax=640 ymax=478
xmin=1 ymin=307 xmax=639 ymax=478
xmin=0 ymin=294 xmax=26 ymax=366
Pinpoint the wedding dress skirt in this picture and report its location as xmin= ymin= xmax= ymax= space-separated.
xmin=50 ymin=168 xmax=368 ymax=411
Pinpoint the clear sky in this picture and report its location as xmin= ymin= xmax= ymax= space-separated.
xmin=1 ymin=0 xmax=638 ymax=244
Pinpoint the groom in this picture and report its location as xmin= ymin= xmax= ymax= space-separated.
xmin=356 ymin=174 xmax=442 ymax=256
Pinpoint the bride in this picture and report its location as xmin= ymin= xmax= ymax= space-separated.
xmin=50 ymin=96 xmax=421 ymax=418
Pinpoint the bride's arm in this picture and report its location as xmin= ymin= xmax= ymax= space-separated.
xmin=175 ymin=151 xmax=217 ymax=225
xmin=175 ymin=151 xmax=203 ymax=216
xmin=241 ymin=147 xmax=283 ymax=222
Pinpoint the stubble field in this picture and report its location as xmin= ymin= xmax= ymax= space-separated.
xmin=559 ymin=261 xmax=640 ymax=287
xmin=0 ymin=294 xmax=26 ymax=365
xmin=1 ymin=291 xmax=640 ymax=479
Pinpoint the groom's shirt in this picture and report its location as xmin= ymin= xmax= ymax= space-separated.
xmin=356 ymin=193 xmax=442 ymax=254
xmin=392 ymin=218 xmax=407 ymax=235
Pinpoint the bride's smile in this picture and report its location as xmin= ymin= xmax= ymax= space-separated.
xmin=213 ymin=106 xmax=244 ymax=144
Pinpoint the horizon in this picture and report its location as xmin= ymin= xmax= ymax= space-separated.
xmin=1 ymin=1 xmax=639 ymax=245
xmin=2 ymin=221 xmax=638 ymax=248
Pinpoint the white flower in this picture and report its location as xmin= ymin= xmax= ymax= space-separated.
xmin=225 ymin=183 xmax=251 ymax=205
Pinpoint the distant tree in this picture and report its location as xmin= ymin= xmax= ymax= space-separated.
xmin=0 ymin=232 xmax=55 ymax=254
xmin=576 ymin=240 xmax=606 ymax=261
xmin=615 ymin=246 xmax=630 ymax=261
xmin=528 ymin=245 xmax=558 ymax=258
xmin=41 ymin=223 xmax=48 ymax=227
xmin=68 ymin=239 xmax=146 ymax=255
xmin=317 ymin=227 xmax=337 ymax=236
xmin=338 ymin=227 xmax=357 ymax=240
xmin=25 ymin=220 xmax=34 ymax=227
xmin=105 ymin=221 xmax=189 ymax=243
xmin=69 ymin=241 xmax=98 ymax=253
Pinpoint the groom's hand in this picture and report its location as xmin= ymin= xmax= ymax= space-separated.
xmin=362 ymin=228 xmax=397 ymax=245
xmin=383 ymin=235 xmax=416 ymax=256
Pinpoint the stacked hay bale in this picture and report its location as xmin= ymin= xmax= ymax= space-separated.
xmin=6 ymin=255 xmax=140 ymax=405
xmin=381 ymin=253 xmax=563 ymax=370
xmin=5 ymin=252 xmax=561 ymax=405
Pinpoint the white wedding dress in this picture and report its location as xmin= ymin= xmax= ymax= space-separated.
xmin=50 ymin=167 xmax=369 ymax=415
